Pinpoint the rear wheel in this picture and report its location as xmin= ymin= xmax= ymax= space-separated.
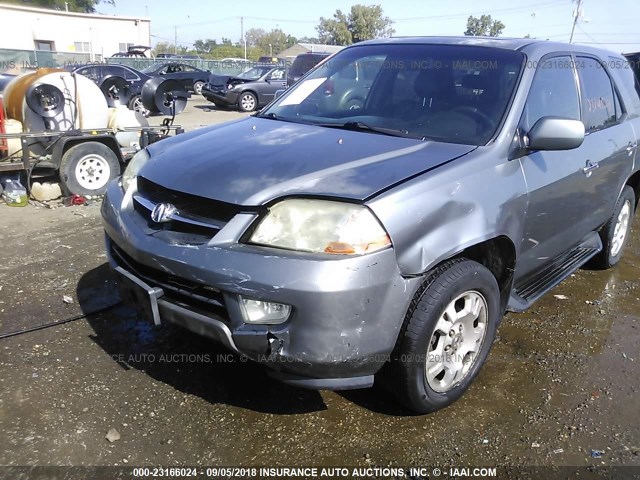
xmin=128 ymin=95 xmax=150 ymax=117
xmin=391 ymin=259 xmax=500 ymax=413
xmin=238 ymin=91 xmax=258 ymax=112
xmin=592 ymin=185 xmax=635 ymax=269
xmin=59 ymin=142 xmax=120 ymax=196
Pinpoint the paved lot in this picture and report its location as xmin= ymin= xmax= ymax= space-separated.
xmin=0 ymin=98 xmax=639 ymax=473
xmin=148 ymin=96 xmax=250 ymax=132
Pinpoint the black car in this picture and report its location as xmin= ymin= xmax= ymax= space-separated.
xmin=286 ymin=52 xmax=331 ymax=87
xmin=141 ymin=62 xmax=209 ymax=94
xmin=0 ymin=73 xmax=16 ymax=94
xmin=72 ymin=64 xmax=152 ymax=115
xmin=201 ymin=64 xmax=287 ymax=112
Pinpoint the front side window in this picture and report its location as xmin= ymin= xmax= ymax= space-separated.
xmin=268 ymin=69 xmax=285 ymax=80
xmin=522 ymin=56 xmax=580 ymax=131
xmin=237 ymin=67 xmax=273 ymax=80
xmin=261 ymin=44 xmax=524 ymax=145
xmin=576 ymin=57 xmax=619 ymax=132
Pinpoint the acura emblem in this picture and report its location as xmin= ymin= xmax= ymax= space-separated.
xmin=150 ymin=202 xmax=177 ymax=223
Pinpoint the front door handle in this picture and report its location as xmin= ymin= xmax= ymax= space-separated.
xmin=583 ymin=160 xmax=599 ymax=177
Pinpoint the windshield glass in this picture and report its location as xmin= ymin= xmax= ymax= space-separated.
xmin=261 ymin=44 xmax=524 ymax=145
xmin=237 ymin=66 xmax=273 ymax=80
xmin=141 ymin=64 xmax=160 ymax=74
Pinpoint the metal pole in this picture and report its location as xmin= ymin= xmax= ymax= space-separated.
xmin=569 ymin=0 xmax=582 ymax=43
xmin=174 ymin=26 xmax=178 ymax=54
xmin=241 ymin=16 xmax=246 ymax=59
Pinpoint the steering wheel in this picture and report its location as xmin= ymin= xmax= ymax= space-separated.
xmin=452 ymin=106 xmax=496 ymax=131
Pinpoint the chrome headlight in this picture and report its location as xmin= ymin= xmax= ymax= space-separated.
xmin=121 ymin=148 xmax=150 ymax=191
xmin=249 ymin=199 xmax=391 ymax=255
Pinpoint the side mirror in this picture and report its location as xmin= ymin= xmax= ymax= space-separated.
xmin=274 ymin=89 xmax=286 ymax=99
xmin=527 ymin=117 xmax=585 ymax=151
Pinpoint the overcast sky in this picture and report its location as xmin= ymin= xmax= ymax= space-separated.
xmin=97 ymin=0 xmax=640 ymax=54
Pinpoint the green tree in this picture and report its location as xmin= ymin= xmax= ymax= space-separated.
xmin=298 ymin=36 xmax=320 ymax=44
xmin=243 ymin=28 xmax=297 ymax=55
xmin=151 ymin=42 xmax=173 ymax=56
xmin=3 ymin=0 xmax=114 ymax=13
xmin=317 ymin=4 xmax=394 ymax=45
xmin=464 ymin=15 xmax=505 ymax=37
xmin=194 ymin=39 xmax=217 ymax=55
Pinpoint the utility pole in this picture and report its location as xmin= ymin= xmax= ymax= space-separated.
xmin=241 ymin=16 xmax=246 ymax=59
xmin=569 ymin=0 xmax=583 ymax=43
xmin=174 ymin=26 xmax=178 ymax=54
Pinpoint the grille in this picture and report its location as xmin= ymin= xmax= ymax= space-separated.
xmin=110 ymin=240 xmax=229 ymax=320
xmin=137 ymin=176 xmax=247 ymax=223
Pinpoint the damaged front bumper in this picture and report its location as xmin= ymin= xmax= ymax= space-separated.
xmin=201 ymin=86 xmax=238 ymax=107
xmin=102 ymin=180 xmax=421 ymax=390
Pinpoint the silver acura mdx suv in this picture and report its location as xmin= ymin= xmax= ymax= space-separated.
xmin=102 ymin=37 xmax=640 ymax=413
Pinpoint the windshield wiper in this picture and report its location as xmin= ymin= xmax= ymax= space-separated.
xmin=257 ymin=112 xmax=314 ymax=125
xmin=320 ymin=121 xmax=422 ymax=139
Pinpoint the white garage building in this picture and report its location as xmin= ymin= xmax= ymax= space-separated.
xmin=0 ymin=3 xmax=150 ymax=60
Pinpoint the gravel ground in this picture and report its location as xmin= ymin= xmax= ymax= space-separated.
xmin=0 ymin=99 xmax=639 ymax=477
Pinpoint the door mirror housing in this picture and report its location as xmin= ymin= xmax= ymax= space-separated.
xmin=527 ymin=117 xmax=585 ymax=151
xmin=274 ymin=89 xmax=286 ymax=99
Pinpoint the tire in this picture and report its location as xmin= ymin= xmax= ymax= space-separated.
xmin=391 ymin=258 xmax=500 ymax=414
xmin=128 ymin=95 xmax=150 ymax=117
xmin=193 ymin=81 xmax=205 ymax=95
xmin=59 ymin=142 xmax=120 ymax=196
xmin=238 ymin=91 xmax=258 ymax=112
xmin=592 ymin=185 xmax=635 ymax=269
xmin=345 ymin=98 xmax=363 ymax=110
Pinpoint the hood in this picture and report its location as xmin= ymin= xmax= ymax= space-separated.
xmin=207 ymin=73 xmax=251 ymax=87
xmin=207 ymin=73 xmax=230 ymax=86
xmin=142 ymin=118 xmax=476 ymax=206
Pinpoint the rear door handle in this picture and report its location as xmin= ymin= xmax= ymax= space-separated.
xmin=583 ymin=160 xmax=599 ymax=177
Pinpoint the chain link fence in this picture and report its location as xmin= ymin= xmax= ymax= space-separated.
xmin=0 ymin=49 xmax=285 ymax=77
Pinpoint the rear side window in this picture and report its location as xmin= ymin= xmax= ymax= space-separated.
xmin=522 ymin=56 xmax=580 ymax=131
xmin=576 ymin=57 xmax=619 ymax=132
xmin=611 ymin=55 xmax=640 ymax=115
xmin=123 ymin=68 xmax=139 ymax=81
xmin=104 ymin=65 xmax=125 ymax=78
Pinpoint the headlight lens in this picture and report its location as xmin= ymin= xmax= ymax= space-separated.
xmin=121 ymin=148 xmax=150 ymax=191
xmin=249 ymin=199 xmax=391 ymax=255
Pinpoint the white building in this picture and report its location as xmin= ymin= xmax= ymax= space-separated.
xmin=0 ymin=3 xmax=150 ymax=59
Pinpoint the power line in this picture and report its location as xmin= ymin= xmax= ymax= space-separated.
xmin=394 ymin=0 xmax=560 ymax=22
xmin=577 ymin=23 xmax=599 ymax=44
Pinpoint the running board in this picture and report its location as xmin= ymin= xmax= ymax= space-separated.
xmin=508 ymin=232 xmax=602 ymax=312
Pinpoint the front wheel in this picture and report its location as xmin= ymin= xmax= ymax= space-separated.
xmin=238 ymin=91 xmax=258 ymax=112
xmin=59 ymin=142 xmax=120 ymax=196
xmin=592 ymin=185 xmax=635 ymax=269
xmin=391 ymin=259 xmax=501 ymax=413
xmin=193 ymin=81 xmax=205 ymax=95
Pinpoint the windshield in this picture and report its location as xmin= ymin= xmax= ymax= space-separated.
xmin=261 ymin=44 xmax=524 ymax=145
xmin=237 ymin=66 xmax=272 ymax=80
xmin=141 ymin=64 xmax=160 ymax=74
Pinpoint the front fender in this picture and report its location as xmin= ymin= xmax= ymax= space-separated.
xmin=367 ymin=149 xmax=528 ymax=275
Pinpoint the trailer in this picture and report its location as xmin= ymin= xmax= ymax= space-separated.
xmin=0 ymin=68 xmax=187 ymax=197
xmin=0 ymin=110 xmax=183 ymax=197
